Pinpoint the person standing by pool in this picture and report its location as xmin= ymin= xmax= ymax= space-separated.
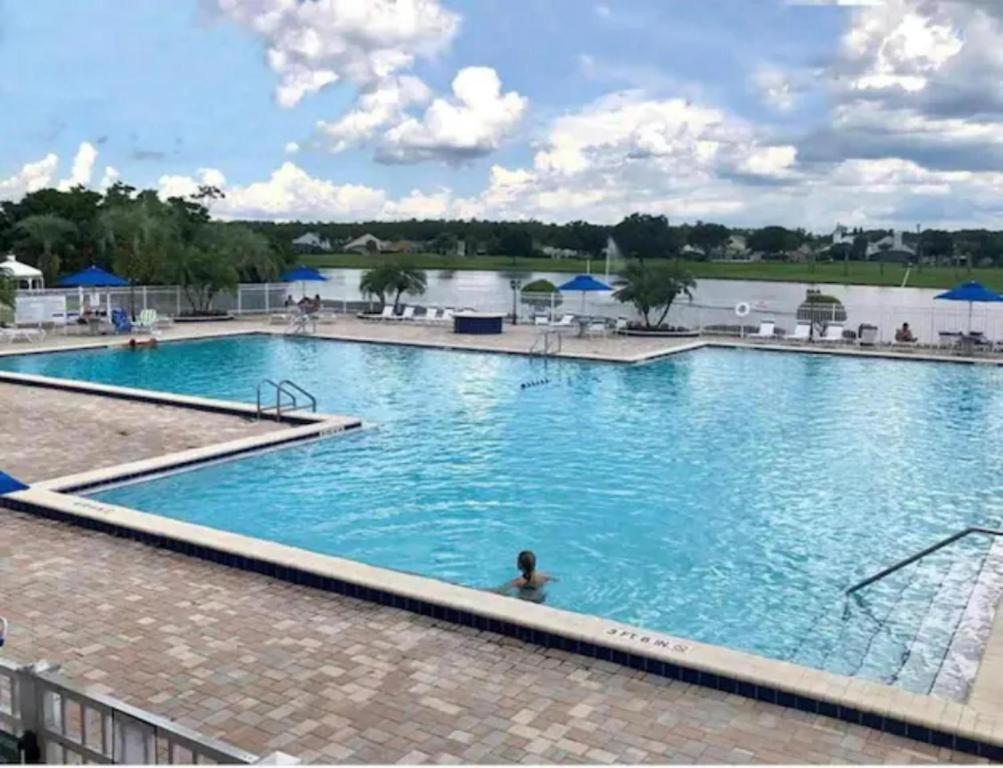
xmin=497 ymin=550 xmax=554 ymax=603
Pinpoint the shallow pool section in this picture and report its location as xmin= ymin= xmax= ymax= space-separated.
xmin=3 ymin=336 xmax=1002 ymax=693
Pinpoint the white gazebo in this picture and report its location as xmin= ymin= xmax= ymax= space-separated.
xmin=0 ymin=254 xmax=44 ymax=290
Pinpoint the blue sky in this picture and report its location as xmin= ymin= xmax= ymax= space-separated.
xmin=2 ymin=0 xmax=1002 ymax=230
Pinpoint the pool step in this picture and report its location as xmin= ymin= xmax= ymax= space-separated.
xmin=891 ymin=558 xmax=978 ymax=692
xmin=786 ymin=548 xmax=986 ymax=696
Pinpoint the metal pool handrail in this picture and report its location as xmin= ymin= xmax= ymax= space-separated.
xmin=846 ymin=527 xmax=1003 ymax=595
xmin=278 ymin=379 xmax=317 ymax=413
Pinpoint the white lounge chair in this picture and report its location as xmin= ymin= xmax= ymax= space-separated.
xmin=750 ymin=320 xmax=776 ymax=340
xmin=820 ymin=323 xmax=845 ymax=343
xmin=133 ymin=309 xmax=157 ymax=334
xmin=789 ymin=322 xmax=814 ymax=342
xmin=0 ymin=326 xmax=46 ymax=344
xmin=613 ymin=318 xmax=629 ymax=335
xmin=376 ymin=305 xmax=395 ymax=321
xmin=550 ymin=314 xmax=576 ymax=332
xmin=439 ymin=308 xmax=455 ymax=325
xmin=399 ymin=306 xmax=416 ymax=322
xmin=533 ymin=315 xmax=550 ymax=326
xmin=421 ymin=308 xmax=442 ymax=325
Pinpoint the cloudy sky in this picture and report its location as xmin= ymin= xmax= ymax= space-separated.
xmin=3 ymin=0 xmax=1003 ymax=230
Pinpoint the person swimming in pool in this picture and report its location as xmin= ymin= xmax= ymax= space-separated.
xmin=498 ymin=550 xmax=554 ymax=603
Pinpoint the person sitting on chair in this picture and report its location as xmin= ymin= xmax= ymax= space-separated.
xmin=895 ymin=322 xmax=916 ymax=343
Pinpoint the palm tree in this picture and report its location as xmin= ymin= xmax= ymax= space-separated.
xmin=197 ymin=223 xmax=279 ymax=283
xmin=359 ymin=263 xmax=428 ymax=312
xmin=98 ymin=201 xmax=176 ymax=316
xmin=613 ymin=260 xmax=695 ymax=329
xmin=14 ymin=214 xmax=77 ymax=284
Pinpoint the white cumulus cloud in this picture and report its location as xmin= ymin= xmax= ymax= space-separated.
xmin=57 ymin=142 xmax=98 ymax=191
xmin=213 ymin=0 xmax=459 ymax=108
xmin=317 ymin=75 xmax=432 ymax=152
xmin=377 ymin=67 xmax=527 ymax=163
xmin=0 ymin=154 xmax=59 ymax=201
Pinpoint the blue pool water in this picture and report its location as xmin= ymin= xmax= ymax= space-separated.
xmin=3 ymin=336 xmax=1002 ymax=692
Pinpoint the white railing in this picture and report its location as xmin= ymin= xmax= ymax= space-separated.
xmin=0 ymin=659 xmax=292 ymax=765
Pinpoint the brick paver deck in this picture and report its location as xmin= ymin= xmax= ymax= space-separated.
xmin=0 ymin=382 xmax=280 ymax=483
xmin=0 ymin=512 xmax=981 ymax=764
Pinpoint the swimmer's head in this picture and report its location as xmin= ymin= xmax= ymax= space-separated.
xmin=517 ymin=550 xmax=536 ymax=579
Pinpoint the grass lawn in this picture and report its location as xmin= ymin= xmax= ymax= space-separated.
xmin=299 ymin=252 xmax=1003 ymax=290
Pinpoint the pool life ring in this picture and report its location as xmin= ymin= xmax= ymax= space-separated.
xmin=128 ymin=337 xmax=158 ymax=349
xmin=734 ymin=301 xmax=751 ymax=318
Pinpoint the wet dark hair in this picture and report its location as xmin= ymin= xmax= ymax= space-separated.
xmin=517 ymin=550 xmax=536 ymax=580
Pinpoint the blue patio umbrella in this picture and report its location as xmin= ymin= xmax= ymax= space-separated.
xmin=280 ymin=266 xmax=328 ymax=298
xmin=934 ymin=281 xmax=1003 ymax=332
xmin=0 ymin=470 xmax=28 ymax=496
xmin=56 ymin=265 xmax=128 ymax=288
xmin=558 ymin=274 xmax=612 ymax=315
xmin=57 ymin=265 xmax=129 ymax=319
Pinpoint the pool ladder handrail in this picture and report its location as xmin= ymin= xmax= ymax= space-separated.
xmin=529 ymin=329 xmax=562 ymax=358
xmin=846 ymin=526 xmax=1003 ymax=595
xmin=256 ymin=378 xmax=317 ymax=420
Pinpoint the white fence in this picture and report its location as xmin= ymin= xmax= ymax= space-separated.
xmin=0 ymin=658 xmax=291 ymax=765
xmin=14 ymin=281 xmax=1003 ymax=345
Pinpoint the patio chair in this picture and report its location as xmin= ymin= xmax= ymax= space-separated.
xmin=613 ymin=317 xmax=629 ymax=335
xmin=584 ymin=320 xmax=608 ymax=338
xmin=111 ymin=309 xmax=132 ymax=334
xmin=820 ymin=323 xmax=846 ymax=343
xmin=533 ymin=315 xmax=550 ymax=326
xmin=0 ymin=326 xmax=46 ymax=344
xmin=421 ymin=308 xmax=442 ymax=325
xmin=438 ymin=308 xmax=455 ymax=324
xmin=133 ymin=309 xmax=157 ymax=334
xmin=550 ymin=314 xmax=576 ymax=332
xmin=789 ymin=322 xmax=814 ymax=342
xmin=375 ymin=305 xmax=395 ymax=321
xmin=749 ymin=320 xmax=776 ymax=340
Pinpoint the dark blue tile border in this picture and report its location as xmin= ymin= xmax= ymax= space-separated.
xmin=2 ymin=495 xmax=998 ymax=760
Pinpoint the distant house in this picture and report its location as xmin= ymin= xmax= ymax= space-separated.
xmin=384 ymin=240 xmax=421 ymax=254
xmin=680 ymin=244 xmax=705 ymax=259
xmin=867 ymin=230 xmax=915 ymax=262
xmin=717 ymin=235 xmax=750 ymax=261
xmin=343 ymin=234 xmax=388 ymax=254
xmin=291 ymin=232 xmax=332 ymax=252
xmin=540 ymin=245 xmax=584 ymax=259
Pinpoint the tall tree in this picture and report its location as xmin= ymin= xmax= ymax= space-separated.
xmin=98 ymin=199 xmax=176 ymax=316
xmin=14 ymin=213 xmax=78 ymax=283
xmin=612 ymin=213 xmax=680 ymax=262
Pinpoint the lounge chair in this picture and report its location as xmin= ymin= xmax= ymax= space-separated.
xmin=533 ymin=315 xmax=550 ymax=326
xmin=398 ymin=306 xmax=416 ymax=322
xmin=111 ymin=309 xmax=132 ymax=334
xmin=938 ymin=331 xmax=961 ymax=349
xmin=133 ymin=309 xmax=158 ymax=334
xmin=438 ymin=308 xmax=455 ymax=325
xmin=613 ymin=318 xmax=629 ymax=335
xmin=789 ymin=322 xmax=814 ymax=342
xmin=376 ymin=305 xmax=395 ymax=321
xmin=749 ymin=320 xmax=776 ymax=340
xmin=421 ymin=308 xmax=442 ymax=325
xmin=550 ymin=314 xmax=576 ymax=332
xmin=820 ymin=323 xmax=846 ymax=343
xmin=0 ymin=326 xmax=45 ymax=344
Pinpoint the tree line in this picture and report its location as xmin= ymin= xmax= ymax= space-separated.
xmin=5 ymin=185 xmax=1003 ymax=291
xmin=0 ymin=183 xmax=284 ymax=314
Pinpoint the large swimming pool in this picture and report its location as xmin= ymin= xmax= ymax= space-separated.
xmin=3 ymin=336 xmax=1001 ymax=694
